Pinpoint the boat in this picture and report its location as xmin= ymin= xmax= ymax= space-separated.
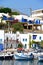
xmin=38 ymin=55 xmax=43 ymax=61
xmin=14 ymin=52 xmax=34 ymax=60
xmin=0 ymin=52 xmax=14 ymax=60
xmin=4 ymin=53 xmax=14 ymax=60
xmin=32 ymin=49 xmax=43 ymax=59
xmin=0 ymin=54 xmax=4 ymax=60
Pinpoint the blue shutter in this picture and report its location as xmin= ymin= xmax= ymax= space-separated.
xmin=0 ymin=44 xmax=4 ymax=51
xmin=22 ymin=18 xmax=27 ymax=22
xmin=35 ymin=19 xmax=40 ymax=24
xmin=2 ymin=15 xmax=8 ymax=20
xmin=33 ymin=35 xmax=37 ymax=39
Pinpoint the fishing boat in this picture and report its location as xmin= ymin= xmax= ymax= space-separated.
xmin=14 ymin=52 xmax=34 ymax=60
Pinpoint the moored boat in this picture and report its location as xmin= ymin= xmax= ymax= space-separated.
xmin=38 ymin=55 xmax=43 ymax=61
xmin=0 ymin=52 xmax=14 ymax=60
xmin=14 ymin=52 xmax=34 ymax=60
xmin=32 ymin=49 xmax=43 ymax=59
xmin=4 ymin=53 xmax=14 ymax=60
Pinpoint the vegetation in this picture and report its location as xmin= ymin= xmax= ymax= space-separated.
xmin=31 ymin=40 xmax=39 ymax=44
xmin=0 ymin=7 xmax=20 ymax=29
xmin=0 ymin=7 xmax=20 ymax=15
xmin=18 ymin=43 xmax=23 ymax=48
xmin=0 ymin=8 xmax=12 ymax=13
xmin=10 ymin=12 xmax=20 ymax=15
xmin=30 ymin=40 xmax=43 ymax=48
xmin=40 ymin=40 xmax=43 ymax=47
xmin=29 ymin=35 xmax=31 ymax=48
xmin=12 ymin=22 xmax=24 ymax=33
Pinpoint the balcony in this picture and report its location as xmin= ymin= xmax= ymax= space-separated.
xmin=23 ymin=29 xmax=43 ymax=33
xmin=23 ymin=24 xmax=43 ymax=33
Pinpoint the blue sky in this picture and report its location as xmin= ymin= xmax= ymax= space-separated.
xmin=0 ymin=0 xmax=43 ymax=15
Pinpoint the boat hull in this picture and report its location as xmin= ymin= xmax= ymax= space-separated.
xmin=14 ymin=53 xmax=34 ymax=60
xmin=4 ymin=55 xmax=13 ymax=60
xmin=0 ymin=56 xmax=4 ymax=60
xmin=0 ymin=54 xmax=14 ymax=60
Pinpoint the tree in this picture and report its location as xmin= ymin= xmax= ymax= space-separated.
xmin=18 ymin=43 xmax=23 ymax=48
xmin=0 ymin=8 xmax=12 ymax=13
xmin=12 ymin=22 xmax=24 ymax=33
xmin=0 ymin=18 xmax=6 ymax=29
xmin=17 ymin=43 xmax=23 ymax=53
xmin=0 ymin=7 xmax=20 ymax=15
xmin=40 ymin=40 xmax=43 ymax=47
xmin=31 ymin=40 xmax=39 ymax=45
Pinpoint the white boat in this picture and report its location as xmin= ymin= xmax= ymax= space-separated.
xmin=14 ymin=52 xmax=34 ymax=60
xmin=0 ymin=52 xmax=14 ymax=60
xmin=38 ymin=55 xmax=43 ymax=61
xmin=31 ymin=49 xmax=43 ymax=59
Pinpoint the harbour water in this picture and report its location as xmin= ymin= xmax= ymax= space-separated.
xmin=0 ymin=60 xmax=43 ymax=65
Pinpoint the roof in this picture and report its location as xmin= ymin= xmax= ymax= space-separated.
xmin=32 ymin=9 xmax=43 ymax=13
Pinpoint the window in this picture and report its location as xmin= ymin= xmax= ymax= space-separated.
xmin=28 ymin=26 xmax=32 ymax=30
xmin=23 ymin=38 xmax=27 ymax=42
xmin=42 ymin=10 xmax=43 ymax=13
xmin=33 ymin=35 xmax=37 ymax=39
xmin=39 ymin=36 xmax=41 ymax=40
xmin=25 ymin=44 xmax=27 ymax=48
xmin=16 ymin=39 xmax=19 ymax=43
xmin=23 ymin=39 xmax=24 ymax=41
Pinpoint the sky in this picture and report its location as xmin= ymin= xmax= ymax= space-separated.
xmin=0 ymin=0 xmax=43 ymax=15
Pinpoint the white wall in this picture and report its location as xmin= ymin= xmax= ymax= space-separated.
xmin=5 ymin=33 xmax=29 ymax=49
xmin=5 ymin=33 xmax=16 ymax=40
xmin=0 ymin=30 xmax=4 ymax=44
xmin=5 ymin=32 xmax=43 ymax=49
xmin=20 ymin=34 xmax=29 ymax=49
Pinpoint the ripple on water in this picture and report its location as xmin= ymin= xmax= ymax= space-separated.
xmin=0 ymin=60 xmax=43 ymax=65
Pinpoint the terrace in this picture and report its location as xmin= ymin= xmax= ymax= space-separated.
xmin=22 ymin=22 xmax=43 ymax=33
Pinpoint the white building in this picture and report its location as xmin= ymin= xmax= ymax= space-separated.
xmin=28 ymin=9 xmax=43 ymax=31
xmin=5 ymin=32 xmax=29 ymax=49
xmin=4 ymin=31 xmax=43 ymax=49
xmin=31 ymin=9 xmax=43 ymax=20
xmin=31 ymin=9 xmax=43 ymax=24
